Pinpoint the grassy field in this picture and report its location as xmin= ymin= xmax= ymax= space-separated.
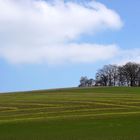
xmin=0 ymin=87 xmax=140 ymax=140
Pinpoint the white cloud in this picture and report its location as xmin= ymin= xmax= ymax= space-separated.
xmin=0 ymin=43 xmax=119 ymax=64
xmin=111 ymin=48 xmax=140 ymax=65
xmin=0 ymin=0 xmax=123 ymax=65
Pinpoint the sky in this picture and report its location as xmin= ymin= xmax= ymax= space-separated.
xmin=0 ymin=0 xmax=140 ymax=92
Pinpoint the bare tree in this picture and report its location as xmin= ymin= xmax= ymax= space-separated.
xmin=95 ymin=64 xmax=119 ymax=86
xmin=79 ymin=77 xmax=95 ymax=87
xmin=87 ymin=78 xmax=95 ymax=87
xmin=79 ymin=62 xmax=140 ymax=87
xmin=122 ymin=62 xmax=140 ymax=86
xmin=79 ymin=76 xmax=88 ymax=87
xmin=118 ymin=66 xmax=127 ymax=86
xmin=96 ymin=68 xmax=108 ymax=86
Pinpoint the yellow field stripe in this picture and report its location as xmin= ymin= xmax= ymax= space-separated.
xmin=0 ymin=105 xmax=93 ymax=113
xmin=94 ymin=102 xmax=140 ymax=109
xmin=1 ymin=110 xmax=140 ymax=124
xmin=0 ymin=107 xmax=129 ymax=118
xmin=1 ymin=103 xmax=57 ymax=106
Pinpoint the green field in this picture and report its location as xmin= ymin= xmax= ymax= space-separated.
xmin=0 ymin=87 xmax=140 ymax=140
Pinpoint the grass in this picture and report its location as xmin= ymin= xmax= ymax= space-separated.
xmin=0 ymin=87 xmax=140 ymax=140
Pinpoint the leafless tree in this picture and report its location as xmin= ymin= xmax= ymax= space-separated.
xmin=95 ymin=64 xmax=119 ymax=86
xmin=79 ymin=62 xmax=140 ymax=87
xmin=122 ymin=62 xmax=140 ymax=86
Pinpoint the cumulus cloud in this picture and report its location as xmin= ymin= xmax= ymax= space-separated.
xmin=111 ymin=48 xmax=140 ymax=65
xmin=0 ymin=44 xmax=119 ymax=64
xmin=0 ymin=0 xmax=123 ymax=64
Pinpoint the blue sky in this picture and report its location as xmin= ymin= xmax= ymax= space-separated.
xmin=0 ymin=0 xmax=140 ymax=92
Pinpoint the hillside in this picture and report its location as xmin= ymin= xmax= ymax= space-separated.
xmin=0 ymin=87 xmax=140 ymax=140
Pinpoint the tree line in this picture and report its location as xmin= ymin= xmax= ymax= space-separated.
xmin=79 ymin=62 xmax=140 ymax=87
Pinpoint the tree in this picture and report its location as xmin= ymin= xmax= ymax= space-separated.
xmin=96 ymin=69 xmax=108 ymax=86
xmin=79 ymin=77 xmax=95 ymax=87
xmin=87 ymin=78 xmax=95 ymax=87
xmin=95 ymin=64 xmax=119 ymax=86
xmin=79 ymin=76 xmax=88 ymax=87
xmin=122 ymin=62 xmax=140 ymax=86
xmin=79 ymin=62 xmax=140 ymax=87
xmin=111 ymin=65 xmax=118 ymax=86
xmin=118 ymin=66 xmax=127 ymax=86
